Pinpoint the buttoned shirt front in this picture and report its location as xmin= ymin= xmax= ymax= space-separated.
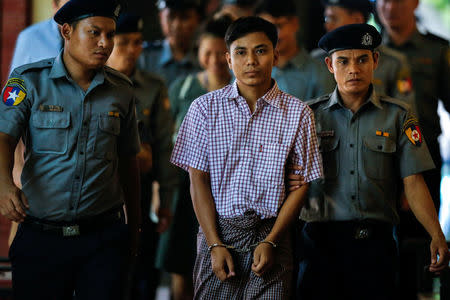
xmin=137 ymin=39 xmax=199 ymax=85
xmin=0 ymin=52 xmax=140 ymax=221
xmin=10 ymin=19 xmax=63 ymax=73
xmin=300 ymin=86 xmax=435 ymax=224
xmin=171 ymin=81 xmax=323 ymax=219
xmin=272 ymin=49 xmax=334 ymax=101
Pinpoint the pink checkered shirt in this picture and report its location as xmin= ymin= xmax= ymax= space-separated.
xmin=171 ymin=81 xmax=323 ymax=219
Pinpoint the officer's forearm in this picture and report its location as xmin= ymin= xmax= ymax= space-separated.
xmin=403 ymin=173 xmax=445 ymax=240
xmin=118 ymin=156 xmax=142 ymax=229
xmin=0 ymin=132 xmax=18 ymax=185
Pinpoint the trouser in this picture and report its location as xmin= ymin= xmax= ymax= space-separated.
xmin=10 ymin=218 xmax=129 ymax=300
xmin=193 ymin=211 xmax=293 ymax=300
xmin=297 ymin=221 xmax=398 ymax=300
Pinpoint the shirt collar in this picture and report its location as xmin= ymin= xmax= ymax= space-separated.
xmin=228 ymin=80 xmax=282 ymax=109
xmin=159 ymin=39 xmax=196 ymax=67
xmin=324 ymin=84 xmax=381 ymax=110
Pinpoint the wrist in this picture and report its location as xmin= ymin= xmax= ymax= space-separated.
xmin=257 ymin=240 xmax=277 ymax=249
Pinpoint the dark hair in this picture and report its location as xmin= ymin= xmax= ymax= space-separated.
xmin=199 ymin=15 xmax=233 ymax=40
xmin=225 ymin=16 xmax=278 ymax=48
xmin=347 ymin=8 xmax=371 ymax=23
xmin=254 ymin=0 xmax=297 ymax=18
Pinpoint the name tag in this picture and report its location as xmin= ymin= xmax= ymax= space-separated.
xmin=39 ymin=104 xmax=63 ymax=112
xmin=318 ymin=130 xmax=334 ymax=137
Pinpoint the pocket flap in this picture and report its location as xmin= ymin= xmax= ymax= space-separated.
xmin=319 ymin=137 xmax=339 ymax=152
xmin=32 ymin=111 xmax=70 ymax=129
xmin=364 ymin=136 xmax=396 ymax=153
xmin=98 ymin=115 xmax=120 ymax=135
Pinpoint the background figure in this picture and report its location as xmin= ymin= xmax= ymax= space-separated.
xmin=156 ymin=15 xmax=232 ymax=300
xmin=215 ymin=0 xmax=254 ymax=20
xmin=376 ymin=0 xmax=450 ymax=297
xmin=311 ymin=0 xmax=415 ymax=105
xmin=106 ymin=13 xmax=176 ymax=300
xmin=256 ymin=0 xmax=334 ymax=101
xmin=137 ymin=0 xmax=202 ymax=85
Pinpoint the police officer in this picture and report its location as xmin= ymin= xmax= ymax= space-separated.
xmin=255 ymin=0 xmax=335 ymax=100
xmin=137 ymin=0 xmax=203 ymax=85
xmin=0 ymin=1 xmax=141 ymax=299
xmin=296 ymin=24 xmax=449 ymax=300
xmin=106 ymin=13 xmax=176 ymax=300
xmin=216 ymin=0 xmax=255 ymax=20
xmin=311 ymin=0 xmax=415 ymax=105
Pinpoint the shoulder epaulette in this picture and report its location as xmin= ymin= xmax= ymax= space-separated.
xmin=378 ymin=45 xmax=408 ymax=63
xmin=104 ymin=66 xmax=132 ymax=85
xmin=425 ymin=33 xmax=448 ymax=45
xmin=306 ymin=94 xmax=331 ymax=106
xmin=14 ymin=58 xmax=54 ymax=75
xmin=379 ymin=95 xmax=411 ymax=111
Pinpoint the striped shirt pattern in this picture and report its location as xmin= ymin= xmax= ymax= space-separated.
xmin=171 ymin=81 xmax=323 ymax=219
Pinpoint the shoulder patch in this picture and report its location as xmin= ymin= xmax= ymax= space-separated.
xmin=379 ymin=96 xmax=411 ymax=111
xmin=104 ymin=66 xmax=133 ymax=85
xmin=306 ymin=94 xmax=331 ymax=107
xmin=14 ymin=58 xmax=54 ymax=75
xmin=403 ymin=115 xmax=422 ymax=147
xmin=2 ymin=78 xmax=27 ymax=107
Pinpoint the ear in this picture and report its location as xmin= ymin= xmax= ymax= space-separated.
xmin=325 ymin=56 xmax=334 ymax=74
xmin=352 ymin=11 xmax=365 ymax=24
xmin=273 ymin=48 xmax=280 ymax=67
xmin=372 ymin=51 xmax=380 ymax=70
xmin=226 ymin=52 xmax=232 ymax=70
xmin=291 ymin=16 xmax=300 ymax=33
xmin=61 ymin=23 xmax=72 ymax=41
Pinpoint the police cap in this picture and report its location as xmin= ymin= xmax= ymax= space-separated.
xmin=54 ymin=0 xmax=121 ymax=25
xmin=116 ymin=13 xmax=144 ymax=34
xmin=156 ymin=0 xmax=203 ymax=11
xmin=320 ymin=0 xmax=373 ymax=15
xmin=318 ymin=23 xmax=381 ymax=54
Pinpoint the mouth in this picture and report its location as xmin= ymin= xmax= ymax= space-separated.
xmin=346 ymin=78 xmax=362 ymax=83
xmin=244 ymin=70 xmax=260 ymax=76
xmin=93 ymin=52 xmax=109 ymax=59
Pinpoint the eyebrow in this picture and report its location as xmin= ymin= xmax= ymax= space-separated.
xmin=233 ymin=44 xmax=269 ymax=51
xmin=336 ymin=54 xmax=369 ymax=60
xmin=90 ymin=25 xmax=115 ymax=34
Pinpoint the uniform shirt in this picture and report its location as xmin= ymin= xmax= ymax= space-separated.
xmin=272 ymin=49 xmax=335 ymax=101
xmin=383 ymin=30 xmax=450 ymax=142
xmin=131 ymin=69 xmax=176 ymax=210
xmin=171 ymin=81 xmax=323 ymax=219
xmin=311 ymin=46 xmax=415 ymax=107
xmin=0 ymin=52 xmax=140 ymax=221
xmin=137 ymin=39 xmax=199 ymax=86
xmin=300 ymin=86 xmax=435 ymax=224
xmin=10 ymin=19 xmax=62 ymax=73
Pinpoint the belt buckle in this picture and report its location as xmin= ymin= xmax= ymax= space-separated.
xmin=355 ymin=227 xmax=369 ymax=240
xmin=63 ymin=225 xmax=80 ymax=237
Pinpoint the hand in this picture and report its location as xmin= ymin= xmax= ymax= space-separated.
xmin=252 ymin=242 xmax=275 ymax=277
xmin=286 ymin=164 xmax=305 ymax=192
xmin=210 ymin=246 xmax=235 ymax=281
xmin=0 ymin=181 xmax=28 ymax=222
xmin=156 ymin=207 xmax=173 ymax=233
xmin=136 ymin=143 xmax=152 ymax=174
xmin=429 ymin=235 xmax=450 ymax=273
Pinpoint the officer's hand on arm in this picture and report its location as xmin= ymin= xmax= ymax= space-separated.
xmin=252 ymin=242 xmax=275 ymax=277
xmin=403 ymin=173 xmax=450 ymax=273
xmin=136 ymin=143 xmax=152 ymax=174
xmin=286 ymin=164 xmax=305 ymax=192
xmin=0 ymin=132 xmax=28 ymax=222
xmin=189 ymin=167 xmax=236 ymax=281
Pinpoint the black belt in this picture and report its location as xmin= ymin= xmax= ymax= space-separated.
xmin=305 ymin=220 xmax=394 ymax=241
xmin=22 ymin=209 xmax=123 ymax=237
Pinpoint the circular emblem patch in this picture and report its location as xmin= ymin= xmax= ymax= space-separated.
xmin=2 ymin=78 xmax=27 ymax=107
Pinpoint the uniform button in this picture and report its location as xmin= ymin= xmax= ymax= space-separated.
xmin=83 ymin=121 xmax=88 ymax=126
xmin=377 ymin=145 xmax=382 ymax=150
xmin=350 ymin=170 xmax=355 ymax=175
xmin=69 ymin=206 xmax=74 ymax=210
xmin=75 ymin=175 xmax=80 ymax=180
xmin=351 ymin=195 xmax=356 ymax=200
xmin=350 ymin=144 xmax=354 ymax=148
xmin=80 ymin=151 xmax=84 ymax=155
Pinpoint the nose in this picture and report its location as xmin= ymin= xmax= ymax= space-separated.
xmin=98 ymin=34 xmax=112 ymax=49
xmin=246 ymin=51 xmax=257 ymax=66
xmin=348 ymin=61 xmax=360 ymax=74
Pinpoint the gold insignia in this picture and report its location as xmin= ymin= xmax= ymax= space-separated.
xmin=376 ymin=130 xmax=382 ymax=136
xmin=143 ymin=108 xmax=151 ymax=116
xmin=163 ymin=97 xmax=170 ymax=111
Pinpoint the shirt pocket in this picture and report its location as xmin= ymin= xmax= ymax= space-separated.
xmin=319 ymin=137 xmax=339 ymax=179
xmin=363 ymin=136 xmax=397 ymax=180
xmin=254 ymin=143 xmax=290 ymax=185
xmin=94 ymin=114 xmax=121 ymax=160
xmin=31 ymin=111 xmax=70 ymax=154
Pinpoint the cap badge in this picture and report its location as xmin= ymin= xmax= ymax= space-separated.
xmin=114 ymin=5 xmax=121 ymax=17
xmin=138 ymin=19 xmax=144 ymax=31
xmin=361 ymin=33 xmax=373 ymax=46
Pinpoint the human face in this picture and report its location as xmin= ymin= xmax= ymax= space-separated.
xmin=198 ymin=35 xmax=229 ymax=78
xmin=324 ymin=6 xmax=365 ymax=32
xmin=226 ymin=31 xmax=278 ymax=90
xmin=107 ymin=32 xmax=143 ymax=76
xmin=258 ymin=13 xmax=299 ymax=56
xmin=64 ymin=16 xmax=116 ymax=70
xmin=376 ymin=0 xmax=418 ymax=30
xmin=159 ymin=8 xmax=200 ymax=48
xmin=325 ymin=49 xmax=379 ymax=96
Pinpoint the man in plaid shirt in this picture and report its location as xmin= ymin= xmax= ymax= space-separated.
xmin=170 ymin=17 xmax=322 ymax=299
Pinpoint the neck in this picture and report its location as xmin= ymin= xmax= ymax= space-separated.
xmin=63 ymin=50 xmax=96 ymax=92
xmin=385 ymin=20 xmax=416 ymax=46
xmin=169 ymin=40 xmax=189 ymax=62
xmin=237 ymin=79 xmax=273 ymax=113
xmin=200 ymin=70 xmax=231 ymax=92
xmin=338 ymin=86 xmax=371 ymax=113
xmin=277 ymin=45 xmax=299 ymax=68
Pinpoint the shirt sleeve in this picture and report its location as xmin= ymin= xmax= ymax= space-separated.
xmin=0 ymin=71 xmax=32 ymax=139
xmin=290 ymin=106 xmax=323 ymax=183
xmin=397 ymin=110 xmax=435 ymax=178
xmin=170 ymin=97 xmax=208 ymax=172
xmin=118 ymin=95 xmax=141 ymax=156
